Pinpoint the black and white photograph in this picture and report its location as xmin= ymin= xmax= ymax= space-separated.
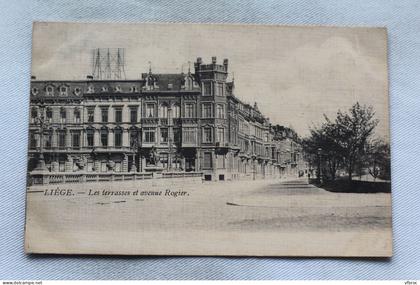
xmin=25 ymin=22 xmax=391 ymax=256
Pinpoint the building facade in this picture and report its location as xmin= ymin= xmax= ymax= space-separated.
xmin=28 ymin=57 xmax=306 ymax=183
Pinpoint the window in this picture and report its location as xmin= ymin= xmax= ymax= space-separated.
xmin=59 ymin=86 xmax=67 ymax=96
xmin=202 ymin=103 xmax=213 ymax=118
xmin=203 ymin=127 xmax=212 ymax=143
xmin=100 ymin=129 xmax=108 ymax=147
xmin=217 ymin=128 xmax=224 ymax=143
xmin=130 ymin=129 xmax=139 ymax=148
xmin=203 ymin=82 xmax=212 ymax=95
xmin=87 ymin=108 xmax=95 ymax=123
xmin=146 ymin=103 xmax=155 ymax=118
xmin=130 ymin=107 xmax=138 ymax=123
xmin=46 ymin=108 xmax=53 ymax=123
xmin=72 ymin=131 xmax=80 ymax=148
xmin=46 ymin=86 xmax=54 ymax=96
xmin=60 ymin=108 xmax=66 ymax=124
xmin=115 ymin=108 xmax=122 ymax=123
xmin=216 ymin=104 xmax=225 ymax=119
xmin=101 ymin=108 xmax=108 ymax=123
xmin=31 ymin=108 xmax=38 ymax=123
xmin=74 ymin=109 xmax=81 ymax=123
xmin=203 ymin=152 xmax=212 ymax=169
xmin=144 ymin=127 xmax=155 ymax=143
xmin=58 ymin=130 xmax=66 ymax=149
xmin=114 ymin=128 xmax=122 ymax=147
xmin=216 ymin=83 xmax=224 ymax=96
xmin=183 ymin=127 xmax=196 ymax=144
xmin=59 ymin=160 xmax=65 ymax=172
xmin=173 ymin=128 xmax=181 ymax=144
xmin=160 ymin=128 xmax=168 ymax=143
xmin=159 ymin=104 xmax=168 ymax=118
xmin=160 ymin=153 xmax=169 ymax=169
xmin=29 ymin=131 xmax=37 ymax=149
xmin=86 ymin=129 xmax=94 ymax=147
xmin=172 ymin=104 xmax=180 ymax=118
xmin=87 ymin=85 xmax=94 ymax=93
xmin=264 ymin=133 xmax=269 ymax=142
xmin=185 ymin=103 xmax=194 ymax=118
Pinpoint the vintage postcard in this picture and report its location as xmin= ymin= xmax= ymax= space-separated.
xmin=25 ymin=22 xmax=392 ymax=256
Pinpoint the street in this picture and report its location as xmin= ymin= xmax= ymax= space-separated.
xmin=25 ymin=178 xmax=392 ymax=256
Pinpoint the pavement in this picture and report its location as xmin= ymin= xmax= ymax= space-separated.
xmin=25 ymin=177 xmax=392 ymax=256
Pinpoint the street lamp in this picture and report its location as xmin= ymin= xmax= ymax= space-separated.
xmin=317 ymin=147 xmax=322 ymax=184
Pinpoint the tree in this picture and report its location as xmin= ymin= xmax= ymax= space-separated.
xmin=333 ymin=103 xmax=378 ymax=181
xmin=303 ymin=102 xmax=379 ymax=182
xmin=303 ymin=120 xmax=343 ymax=181
xmin=366 ymin=139 xmax=391 ymax=181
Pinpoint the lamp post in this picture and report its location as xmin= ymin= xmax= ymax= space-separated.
xmin=317 ymin=147 xmax=322 ymax=184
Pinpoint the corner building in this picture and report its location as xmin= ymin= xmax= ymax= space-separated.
xmin=28 ymin=57 xmax=306 ymax=182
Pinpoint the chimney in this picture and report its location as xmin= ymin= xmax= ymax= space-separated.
xmin=31 ymin=75 xmax=36 ymax=80
xmin=223 ymin=58 xmax=228 ymax=72
xmin=212 ymin=56 xmax=217 ymax=64
xmin=195 ymin=57 xmax=202 ymax=72
xmin=86 ymin=75 xmax=94 ymax=80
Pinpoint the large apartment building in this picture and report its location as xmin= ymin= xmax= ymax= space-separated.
xmin=28 ymin=57 xmax=306 ymax=183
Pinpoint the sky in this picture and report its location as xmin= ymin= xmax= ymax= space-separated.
xmin=31 ymin=22 xmax=390 ymax=140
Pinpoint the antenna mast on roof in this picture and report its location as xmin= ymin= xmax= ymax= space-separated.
xmin=92 ymin=48 xmax=126 ymax=80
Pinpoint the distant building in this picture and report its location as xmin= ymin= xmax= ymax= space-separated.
xmin=28 ymin=57 xmax=306 ymax=184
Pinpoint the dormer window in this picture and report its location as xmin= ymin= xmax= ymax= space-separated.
xmin=31 ymin=87 xmax=39 ymax=96
xmin=130 ymin=86 xmax=137 ymax=93
xmin=167 ymin=83 xmax=173 ymax=90
xmin=73 ymin=87 xmax=82 ymax=96
xmin=101 ymin=86 xmax=108 ymax=92
xmin=59 ymin=86 xmax=68 ymax=96
xmin=114 ymin=85 xmax=122 ymax=92
xmin=46 ymin=86 xmax=54 ymax=96
xmin=87 ymin=85 xmax=95 ymax=93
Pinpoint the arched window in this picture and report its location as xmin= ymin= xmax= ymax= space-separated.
xmin=172 ymin=103 xmax=180 ymax=118
xmin=159 ymin=103 xmax=168 ymax=118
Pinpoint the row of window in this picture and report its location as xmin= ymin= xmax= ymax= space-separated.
xmin=33 ymin=80 xmax=225 ymax=97
xmin=31 ymin=103 xmax=226 ymax=125
xmin=202 ymin=82 xmax=225 ymax=96
xmin=133 ymin=103 xmax=225 ymax=119
xmin=31 ymin=107 xmax=81 ymax=124
xmin=29 ymin=127 xmax=226 ymax=149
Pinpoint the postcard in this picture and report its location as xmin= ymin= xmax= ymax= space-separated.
xmin=25 ymin=22 xmax=391 ymax=256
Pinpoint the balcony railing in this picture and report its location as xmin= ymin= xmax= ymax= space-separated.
xmin=28 ymin=171 xmax=204 ymax=185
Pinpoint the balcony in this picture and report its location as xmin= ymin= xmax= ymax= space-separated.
xmin=141 ymin=118 xmax=159 ymax=125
